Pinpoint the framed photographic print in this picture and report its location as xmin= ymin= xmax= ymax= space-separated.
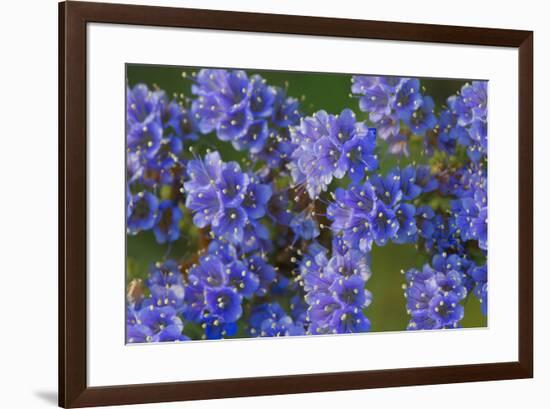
xmin=59 ymin=1 xmax=533 ymax=407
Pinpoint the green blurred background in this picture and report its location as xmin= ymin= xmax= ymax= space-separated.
xmin=126 ymin=64 xmax=486 ymax=334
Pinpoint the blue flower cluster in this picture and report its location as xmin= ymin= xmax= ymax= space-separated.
xmin=249 ymin=302 xmax=306 ymax=337
xmin=289 ymin=109 xmax=377 ymax=199
xmin=351 ymin=76 xmax=436 ymax=156
xmin=442 ymin=81 xmax=488 ymax=161
xmin=327 ymin=165 xmax=438 ymax=251
xmin=296 ymin=242 xmax=372 ymax=334
xmin=126 ymin=260 xmax=190 ymax=343
xmin=403 ymin=254 xmax=470 ymax=329
xmin=190 ymin=69 xmax=301 ymax=168
xmin=184 ymin=150 xmax=273 ymax=249
xmin=126 ymin=69 xmax=489 ymax=342
xmin=126 ymin=83 xmax=200 ymax=244
xmin=449 ymin=167 xmax=488 ymax=251
xmin=471 ymin=264 xmax=488 ymax=315
xmin=403 ymin=251 xmax=487 ymax=330
xmin=180 ymin=239 xmax=295 ymax=339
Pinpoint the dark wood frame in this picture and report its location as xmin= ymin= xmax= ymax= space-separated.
xmin=59 ymin=1 xmax=533 ymax=407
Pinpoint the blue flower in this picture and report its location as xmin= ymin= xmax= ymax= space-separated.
xmin=428 ymin=292 xmax=464 ymax=328
xmin=267 ymin=190 xmax=294 ymax=226
xmin=249 ymin=303 xmax=305 ymax=337
xmin=126 ymin=323 xmax=154 ymax=343
xmin=448 ymin=81 xmax=487 ymax=127
xmin=127 ymin=152 xmax=144 ymax=185
xmin=127 ymin=120 xmax=163 ymax=159
xmin=357 ymin=83 xmax=393 ymax=122
xmin=191 ymin=94 xmax=225 ymax=134
xmin=180 ymin=247 xmax=261 ymax=338
xmin=394 ymin=203 xmax=417 ymax=244
xmin=350 ymin=75 xmax=379 ymax=95
xmin=471 ymin=265 xmax=488 ymax=315
xmin=376 ymin=114 xmax=401 ymax=145
xmin=184 ymin=151 xmax=275 ymax=246
xmin=257 ymin=128 xmax=297 ymax=168
xmin=404 ymin=96 xmax=437 ymax=136
xmin=127 ymin=191 xmax=159 ymax=234
xmin=340 ymin=128 xmax=378 ymax=183
xmin=435 ymin=216 xmax=464 ymax=253
xmin=207 ymin=240 xmax=238 ymax=263
xmin=298 ymin=243 xmax=332 ymax=297
xmin=435 ymin=109 xmax=469 ymax=155
xmin=202 ymin=315 xmax=238 ymax=340
xmin=331 ymin=306 xmax=371 ymax=334
xmin=127 ymin=84 xmax=161 ymax=128
xmin=447 ymin=94 xmax=472 ymax=128
xmin=404 ymin=268 xmax=440 ymax=329
xmin=351 ymin=76 xmax=403 ymax=125
xmin=289 ymin=109 xmax=374 ymax=199
xmin=184 ymin=150 xmax=223 ymax=192
xmin=289 ymin=110 xmax=335 ymax=197
xmin=399 ymin=165 xmax=422 ymax=200
xmin=272 ymin=273 xmax=291 ymax=295
xmin=453 ymin=197 xmax=479 ymax=238
xmin=415 ymin=205 xmax=436 ymax=239
xmin=327 ymin=183 xmax=377 ymax=252
xmin=189 ymin=254 xmax=227 ymax=289
xmin=181 ymin=281 xmax=206 ymax=322
xmin=249 ymin=75 xmax=277 ymax=118
xmin=404 ymin=256 xmax=469 ymax=330
xmin=146 ymin=260 xmax=185 ymax=309
xmin=451 ymin=182 xmax=487 ymax=251
xmin=185 ymin=186 xmax=222 ymax=228
xmin=472 ymin=206 xmax=487 ymax=250
xmin=241 ymin=177 xmax=272 ymax=219
xmin=290 ymin=211 xmax=320 ymax=241
xmin=415 ymin=166 xmax=438 ymax=193
xmin=332 ymin=236 xmax=351 ymax=256
xmin=465 ymin=119 xmax=487 ymax=162
xmin=301 ymin=245 xmax=372 ymax=335
xmin=157 ymin=93 xmax=184 ymax=135
xmin=241 ymin=218 xmax=271 ymax=253
xmin=326 ymin=250 xmax=371 ymax=281
xmin=462 ymin=81 xmax=487 ymax=119
xmin=179 ymin=107 xmax=200 ymax=141
xmin=370 ymin=202 xmax=399 ymax=246
xmin=290 ymin=294 xmax=308 ymax=324
xmin=126 ymin=184 xmax=133 ymax=221
xmin=307 ymin=293 xmax=344 ymax=334
xmin=153 ymin=201 xmax=183 ymax=244
xmin=371 ymin=170 xmax=403 ymax=207
xmin=379 ymin=76 xmax=405 ymax=93
xmin=212 ymin=206 xmax=248 ymax=242
xmin=227 ymin=260 xmax=260 ymax=299
xmin=146 ymin=136 xmax=184 ymax=184
xmin=394 ymin=78 xmax=423 ymax=120
xmin=271 ymin=88 xmax=301 ymax=127
xmin=231 ymin=119 xmax=269 ymax=153
xmin=189 ymin=69 xmax=257 ymax=143
xmin=130 ymin=305 xmax=186 ymax=342
xmin=205 ymin=287 xmax=243 ymax=323
xmin=218 ymin=162 xmax=249 ymax=207
xmin=431 ymin=254 xmax=470 ymax=300
xmin=217 ymin=108 xmax=254 ymax=141
xmin=193 ymin=69 xmax=251 ymax=114
xmin=330 ymin=274 xmax=371 ymax=307
xmin=246 ymin=255 xmax=276 ymax=297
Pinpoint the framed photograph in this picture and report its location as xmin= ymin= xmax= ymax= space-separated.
xmin=59 ymin=1 xmax=533 ymax=407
